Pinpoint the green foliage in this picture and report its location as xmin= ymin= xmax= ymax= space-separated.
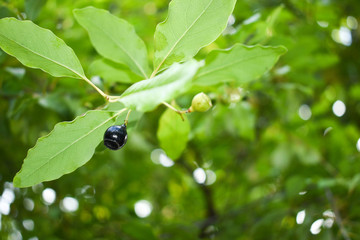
xmin=194 ymin=44 xmax=286 ymax=85
xmin=157 ymin=104 xmax=191 ymax=159
xmin=153 ymin=0 xmax=237 ymax=72
xmin=0 ymin=18 xmax=84 ymax=79
xmin=119 ymin=60 xmax=201 ymax=112
xmin=1 ymin=0 xmax=359 ymax=239
xmin=89 ymin=58 xmax=142 ymax=84
xmin=13 ymin=110 xmax=126 ymax=187
xmin=74 ymin=6 xmax=151 ymax=79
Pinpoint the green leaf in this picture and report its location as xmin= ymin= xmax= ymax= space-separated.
xmin=89 ymin=58 xmax=142 ymax=84
xmin=74 ymin=7 xmax=151 ymax=79
xmin=13 ymin=110 xmax=126 ymax=188
xmin=0 ymin=18 xmax=85 ymax=79
xmin=157 ymin=104 xmax=190 ymax=160
xmin=118 ymin=60 xmax=202 ymax=112
xmin=153 ymin=0 xmax=237 ymax=73
xmin=194 ymin=44 xmax=287 ymax=86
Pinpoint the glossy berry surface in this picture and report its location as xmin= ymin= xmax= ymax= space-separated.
xmin=103 ymin=124 xmax=128 ymax=150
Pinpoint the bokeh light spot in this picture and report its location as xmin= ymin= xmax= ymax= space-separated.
xmin=296 ymin=210 xmax=306 ymax=224
xmin=332 ymin=27 xmax=352 ymax=46
xmin=332 ymin=100 xmax=346 ymax=117
xmin=0 ymin=198 xmax=10 ymax=215
xmin=298 ymin=104 xmax=312 ymax=120
xmin=205 ymin=170 xmax=217 ymax=185
xmin=23 ymin=219 xmax=35 ymax=231
xmin=347 ymin=16 xmax=358 ymax=29
xmin=42 ymin=188 xmax=56 ymax=205
xmin=134 ymin=200 xmax=152 ymax=218
xmin=23 ymin=198 xmax=35 ymax=211
xmin=60 ymin=197 xmax=79 ymax=213
xmin=193 ymin=168 xmax=206 ymax=184
xmin=151 ymin=149 xmax=174 ymax=167
xmin=2 ymin=188 xmax=15 ymax=204
xmin=310 ymin=219 xmax=324 ymax=235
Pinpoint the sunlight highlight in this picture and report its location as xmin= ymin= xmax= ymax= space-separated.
xmin=60 ymin=197 xmax=79 ymax=212
xmin=134 ymin=200 xmax=152 ymax=218
xmin=298 ymin=104 xmax=312 ymax=120
xmin=243 ymin=13 xmax=261 ymax=25
xmin=23 ymin=219 xmax=35 ymax=231
xmin=332 ymin=27 xmax=352 ymax=46
xmin=42 ymin=188 xmax=56 ymax=205
xmin=296 ymin=210 xmax=306 ymax=224
xmin=332 ymin=100 xmax=346 ymax=117
xmin=151 ymin=149 xmax=174 ymax=167
xmin=310 ymin=219 xmax=324 ymax=235
xmin=193 ymin=168 xmax=206 ymax=184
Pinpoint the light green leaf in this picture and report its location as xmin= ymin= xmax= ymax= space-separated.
xmin=89 ymin=58 xmax=142 ymax=84
xmin=118 ymin=60 xmax=202 ymax=112
xmin=157 ymin=104 xmax=191 ymax=160
xmin=194 ymin=44 xmax=287 ymax=86
xmin=13 ymin=109 xmax=127 ymax=188
xmin=74 ymin=7 xmax=151 ymax=79
xmin=153 ymin=0 xmax=236 ymax=73
xmin=0 ymin=18 xmax=85 ymax=79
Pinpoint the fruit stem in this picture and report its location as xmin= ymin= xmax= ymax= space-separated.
xmin=124 ymin=109 xmax=132 ymax=126
xmin=161 ymin=101 xmax=188 ymax=121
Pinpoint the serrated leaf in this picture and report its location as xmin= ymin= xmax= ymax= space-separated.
xmin=157 ymin=105 xmax=190 ymax=160
xmin=89 ymin=58 xmax=142 ymax=84
xmin=0 ymin=18 xmax=85 ymax=79
xmin=74 ymin=7 xmax=151 ymax=79
xmin=153 ymin=0 xmax=237 ymax=73
xmin=194 ymin=44 xmax=287 ymax=86
xmin=118 ymin=60 xmax=202 ymax=112
xmin=13 ymin=110 xmax=127 ymax=188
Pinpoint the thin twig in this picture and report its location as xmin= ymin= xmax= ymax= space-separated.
xmin=124 ymin=109 xmax=132 ymax=126
xmin=161 ymin=101 xmax=188 ymax=121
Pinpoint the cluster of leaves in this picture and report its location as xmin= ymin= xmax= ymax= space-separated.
xmin=0 ymin=0 xmax=359 ymax=239
xmin=0 ymin=0 xmax=285 ymax=187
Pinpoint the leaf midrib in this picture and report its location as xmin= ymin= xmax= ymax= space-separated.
xmin=83 ymin=16 xmax=149 ymax=79
xmin=0 ymin=32 xmax=84 ymax=78
xmin=22 ymin=111 xmax=122 ymax=180
xmin=196 ymin=52 xmax=277 ymax=79
xmin=154 ymin=0 xmax=215 ymax=73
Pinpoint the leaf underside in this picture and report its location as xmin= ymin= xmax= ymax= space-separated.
xmin=119 ymin=60 xmax=202 ymax=112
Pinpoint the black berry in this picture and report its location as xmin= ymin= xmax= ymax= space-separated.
xmin=104 ymin=124 xmax=128 ymax=150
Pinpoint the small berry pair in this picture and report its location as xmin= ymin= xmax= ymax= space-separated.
xmin=103 ymin=124 xmax=127 ymax=150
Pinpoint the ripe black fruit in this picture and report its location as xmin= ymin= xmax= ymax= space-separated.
xmin=104 ymin=124 xmax=128 ymax=150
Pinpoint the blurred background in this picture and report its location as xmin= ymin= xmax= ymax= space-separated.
xmin=0 ymin=0 xmax=360 ymax=239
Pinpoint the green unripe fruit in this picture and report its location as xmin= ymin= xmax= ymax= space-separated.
xmin=189 ymin=92 xmax=212 ymax=112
